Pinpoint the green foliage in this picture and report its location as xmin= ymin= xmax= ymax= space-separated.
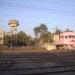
xmin=40 ymin=23 xmax=48 ymax=34
xmin=17 ymin=31 xmax=27 ymax=46
xmin=33 ymin=38 xmax=40 ymax=46
xmin=40 ymin=32 xmax=54 ymax=43
xmin=34 ymin=23 xmax=49 ymax=46
xmin=34 ymin=27 xmax=40 ymax=37
xmin=34 ymin=23 xmax=48 ymax=38
xmin=17 ymin=31 xmax=33 ymax=46
xmin=3 ymin=35 xmax=11 ymax=46
xmin=3 ymin=31 xmax=33 ymax=47
xmin=33 ymin=24 xmax=55 ymax=46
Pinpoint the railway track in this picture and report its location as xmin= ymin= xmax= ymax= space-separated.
xmin=0 ymin=52 xmax=75 ymax=75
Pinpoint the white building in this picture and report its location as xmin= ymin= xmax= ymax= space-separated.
xmin=0 ymin=28 xmax=4 ymax=44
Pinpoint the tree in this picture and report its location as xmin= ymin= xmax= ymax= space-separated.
xmin=40 ymin=32 xmax=53 ymax=44
xmin=3 ymin=35 xmax=11 ymax=46
xmin=33 ymin=37 xmax=40 ymax=46
xmin=34 ymin=23 xmax=48 ymax=46
xmin=40 ymin=23 xmax=48 ymax=35
xmin=17 ymin=31 xmax=27 ymax=46
xmin=17 ymin=31 xmax=33 ymax=46
xmin=34 ymin=27 xmax=40 ymax=38
xmin=34 ymin=23 xmax=48 ymax=37
xmin=3 ymin=31 xmax=33 ymax=47
xmin=26 ymin=35 xmax=33 ymax=46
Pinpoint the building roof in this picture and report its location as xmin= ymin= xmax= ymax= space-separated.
xmin=60 ymin=31 xmax=75 ymax=36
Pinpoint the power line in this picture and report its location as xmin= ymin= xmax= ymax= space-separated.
xmin=0 ymin=2 xmax=75 ymax=16
xmin=36 ymin=0 xmax=75 ymax=7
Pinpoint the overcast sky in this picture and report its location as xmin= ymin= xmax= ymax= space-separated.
xmin=0 ymin=0 xmax=75 ymax=37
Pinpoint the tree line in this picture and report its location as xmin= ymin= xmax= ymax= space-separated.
xmin=3 ymin=23 xmax=65 ymax=47
xmin=0 ymin=19 xmax=72 ymax=48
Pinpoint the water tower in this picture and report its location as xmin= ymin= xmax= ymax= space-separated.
xmin=8 ymin=19 xmax=19 ymax=47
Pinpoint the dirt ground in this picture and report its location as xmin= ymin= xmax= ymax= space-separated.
xmin=0 ymin=46 xmax=75 ymax=53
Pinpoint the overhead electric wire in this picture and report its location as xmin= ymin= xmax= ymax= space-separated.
xmin=0 ymin=2 xmax=73 ymax=13
xmin=0 ymin=1 xmax=75 ymax=34
xmin=0 ymin=2 xmax=75 ymax=16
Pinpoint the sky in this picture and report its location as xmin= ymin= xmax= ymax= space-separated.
xmin=0 ymin=0 xmax=75 ymax=37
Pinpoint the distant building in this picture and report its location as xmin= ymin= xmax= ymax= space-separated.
xmin=0 ymin=28 xmax=5 ymax=45
xmin=53 ymin=26 xmax=61 ymax=42
xmin=53 ymin=32 xmax=60 ymax=42
xmin=54 ymin=31 xmax=75 ymax=50
xmin=0 ymin=28 xmax=11 ymax=45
